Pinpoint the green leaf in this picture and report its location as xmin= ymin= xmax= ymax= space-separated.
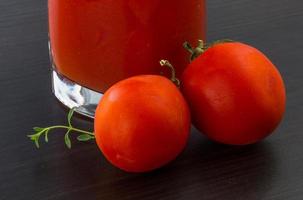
xmin=77 ymin=134 xmax=95 ymax=142
xmin=44 ymin=130 xmax=49 ymax=143
xmin=33 ymin=127 xmax=45 ymax=132
xmin=27 ymin=134 xmax=36 ymax=139
xmin=64 ymin=130 xmax=72 ymax=149
xmin=67 ymin=108 xmax=75 ymax=127
xmin=34 ymin=138 xmax=40 ymax=148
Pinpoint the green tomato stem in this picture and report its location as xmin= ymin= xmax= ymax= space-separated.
xmin=183 ymin=39 xmax=234 ymax=62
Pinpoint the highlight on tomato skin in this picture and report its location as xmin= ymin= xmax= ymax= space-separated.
xmin=181 ymin=41 xmax=286 ymax=145
xmin=94 ymin=75 xmax=191 ymax=173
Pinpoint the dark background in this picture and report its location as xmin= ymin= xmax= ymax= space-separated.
xmin=0 ymin=0 xmax=303 ymax=199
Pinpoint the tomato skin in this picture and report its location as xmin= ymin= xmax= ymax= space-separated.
xmin=181 ymin=42 xmax=286 ymax=145
xmin=94 ymin=75 xmax=190 ymax=172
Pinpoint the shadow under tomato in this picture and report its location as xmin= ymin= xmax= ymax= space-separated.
xmin=166 ymin=128 xmax=277 ymax=200
xmin=32 ymin=113 xmax=276 ymax=200
xmin=72 ymin=127 xmax=276 ymax=200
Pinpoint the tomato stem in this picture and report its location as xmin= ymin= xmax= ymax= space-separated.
xmin=160 ymin=60 xmax=181 ymax=88
xmin=183 ymin=39 xmax=234 ymax=62
xmin=183 ymin=40 xmax=205 ymax=62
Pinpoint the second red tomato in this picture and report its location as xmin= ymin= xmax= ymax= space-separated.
xmin=182 ymin=42 xmax=286 ymax=145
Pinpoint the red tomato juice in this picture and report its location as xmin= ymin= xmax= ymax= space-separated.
xmin=49 ymin=0 xmax=206 ymax=93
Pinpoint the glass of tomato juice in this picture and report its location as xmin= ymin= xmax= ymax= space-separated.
xmin=49 ymin=0 xmax=206 ymax=118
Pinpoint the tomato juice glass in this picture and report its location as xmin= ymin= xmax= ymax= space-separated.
xmin=49 ymin=0 xmax=206 ymax=118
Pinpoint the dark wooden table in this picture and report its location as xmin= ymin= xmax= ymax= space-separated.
xmin=1 ymin=0 xmax=303 ymax=199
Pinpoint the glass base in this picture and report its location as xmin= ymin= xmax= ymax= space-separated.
xmin=51 ymin=70 xmax=103 ymax=118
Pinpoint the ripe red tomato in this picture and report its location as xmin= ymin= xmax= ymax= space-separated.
xmin=181 ymin=42 xmax=286 ymax=145
xmin=94 ymin=75 xmax=190 ymax=172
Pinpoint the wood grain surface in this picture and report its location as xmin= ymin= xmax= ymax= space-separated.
xmin=0 ymin=0 xmax=303 ymax=199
